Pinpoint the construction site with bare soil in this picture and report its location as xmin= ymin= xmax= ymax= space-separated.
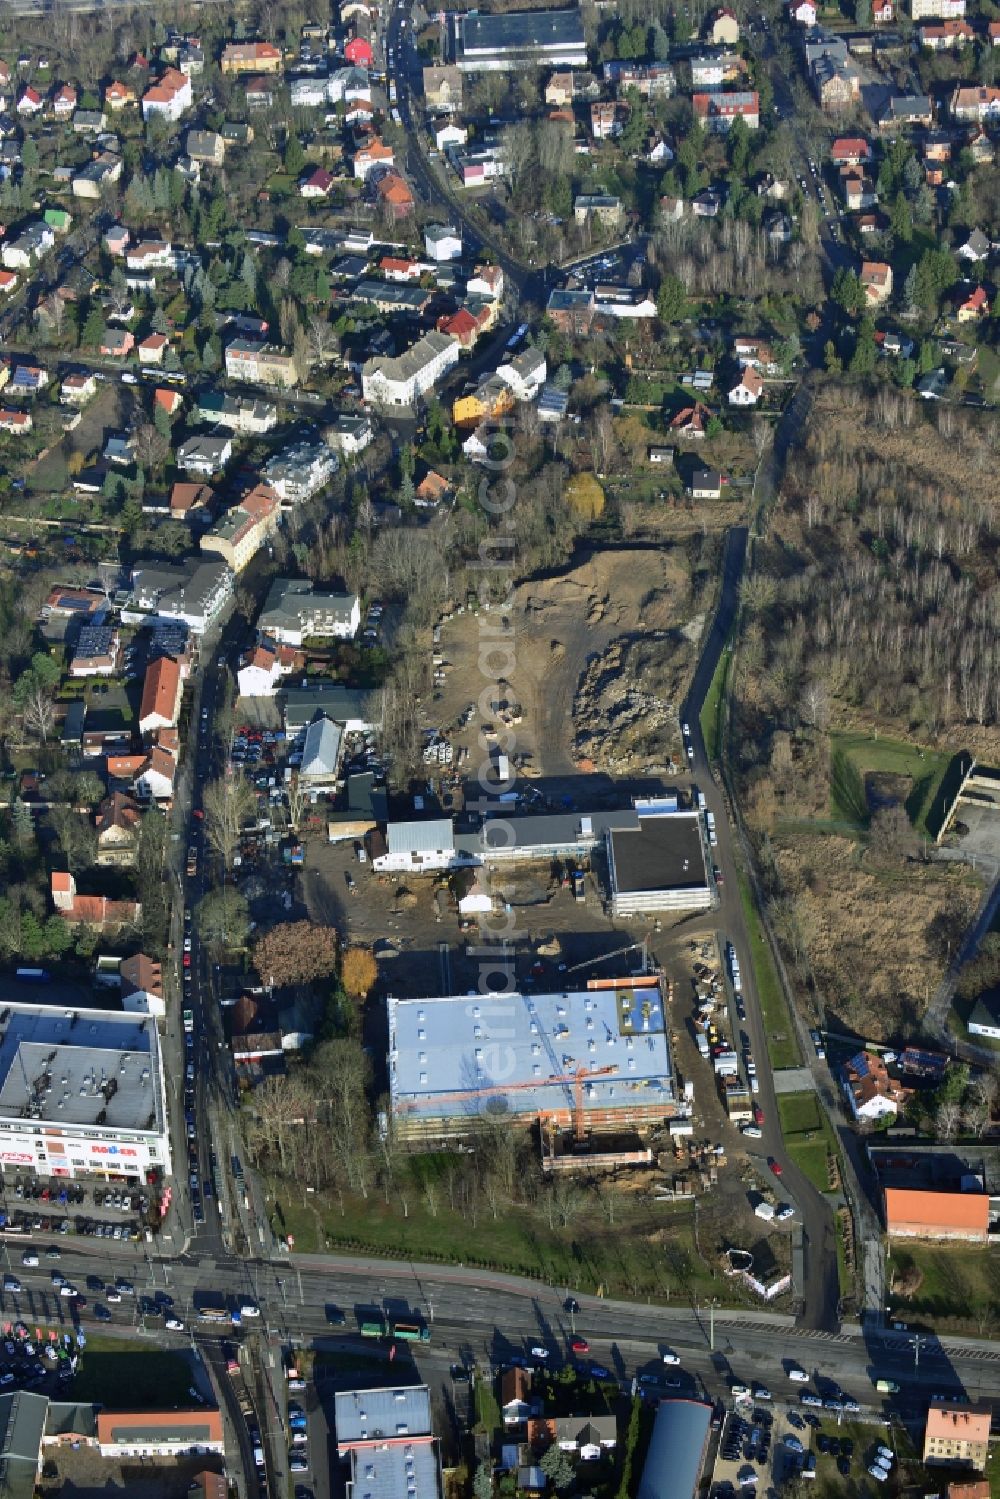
xmin=430 ymin=540 xmax=721 ymax=783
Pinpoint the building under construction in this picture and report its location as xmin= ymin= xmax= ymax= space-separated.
xmin=386 ymin=978 xmax=678 ymax=1143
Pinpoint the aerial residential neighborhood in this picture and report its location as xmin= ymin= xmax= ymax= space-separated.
xmin=0 ymin=0 xmax=995 ymax=1494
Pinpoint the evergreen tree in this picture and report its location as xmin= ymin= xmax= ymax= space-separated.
xmin=151 ymin=305 xmax=170 ymax=335
xmin=650 ymin=20 xmax=670 ymax=59
xmin=284 ymin=132 xmax=306 ymax=176
xmin=657 ymin=272 xmax=686 ymax=323
xmin=81 ymin=307 xmax=106 ymax=348
xmin=10 ymin=798 xmax=34 ymax=850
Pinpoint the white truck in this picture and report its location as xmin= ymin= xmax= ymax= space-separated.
xmin=705 ymin=811 xmax=717 ymax=846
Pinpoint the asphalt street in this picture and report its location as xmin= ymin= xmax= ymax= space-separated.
xmin=1 ymin=1242 xmax=997 ymax=1413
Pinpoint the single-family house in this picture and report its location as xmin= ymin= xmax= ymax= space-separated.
xmin=957 ymin=284 xmax=990 ymax=321
xmin=177 ymin=433 xmax=233 ymax=476
xmin=707 ymin=5 xmax=740 ymax=43
xmin=100 ymin=329 xmax=135 ymax=359
xmin=300 ymin=167 xmax=335 ymax=198
xmin=138 ymin=655 xmax=183 ymax=735
xmin=104 ymin=80 xmax=136 ymax=110
xmin=728 ymin=366 xmax=764 ymax=405
xmin=138 ymin=333 xmax=169 ymax=366
xmin=860 ymin=260 xmax=893 ymax=305
xmin=141 ymin=68 xmax=192 ymax=122
xmin=353 ymin=137 xmax=394 ymax=178
xmin=237 ymin=636 xmax=303 ymax=696
xmin=95 ymin=791 xmax=142 ymax=867
xmin=17 ymin=86 xmax=43 ymax=115
xmin=842 ymin=1049 xmax=906 ymax=1121
xmin=186 ymin=129 xmax=225 ymax=165
xmin=425 ymin=223 xmax=462 ymax=262
xmin=134 ymin=743 xmax=178 ymax=802
xmin=669 ymin=402 xmax=712 ymax=439
xmin=52 ymin=83 xmax=77 ymax=117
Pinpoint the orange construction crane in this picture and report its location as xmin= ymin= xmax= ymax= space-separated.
xmin=401 ymin=1064 xmax=618 ymax=1141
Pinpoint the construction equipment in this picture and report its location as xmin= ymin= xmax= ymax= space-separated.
xmin=561 ymin=941 xmax=649 ymax=977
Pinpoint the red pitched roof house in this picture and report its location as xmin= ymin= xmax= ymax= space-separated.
xmin=831 ymin=136 xmax=871 ymax=165
xmin=51 ymin=871 xmax=140 ymax=930
xmin=169 ymin=480 xmax=212 ymax=514
xmin=17 ymin=86 xmax=43 ymax=115
xmin=669 ymin=402 xmax=712 ymax=439
xmin=154 ymin=388 xmax=183 ymax=416
xmin=104 ymin=80 xmax=136 ymax=110
xmin=138 ymin=332 xmax=168 ymax=365
xmin=52 ymin=84 xmax=77 ymax=116
xmin=957 ymin=284 xmax=990 ymax=321
xmin=873 ymin=0 xmax=893 ymax=21
xmin=138 ymin=655 xmax=182 ymax=734
xmin=300 ymin=167 xmax=335 ymax=199
xmin=376 ymin=170 xmax=415 ymax=219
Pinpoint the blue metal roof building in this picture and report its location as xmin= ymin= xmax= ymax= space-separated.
xmin=387 ymin=982 xmax=676 ymax=1138
xmin=638 ymin=1399 xmax=713 ymax=1499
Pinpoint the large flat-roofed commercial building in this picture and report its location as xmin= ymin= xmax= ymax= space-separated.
xmin=607 ymin=803 xmax=712 ymax=915
xmin=388 ymin=979 xmax=676 ymax=1139
xmin=0 ymin=1004 xmax=170 ymax=1182
xmin=454 ymin=7 xmax=587 ymax=71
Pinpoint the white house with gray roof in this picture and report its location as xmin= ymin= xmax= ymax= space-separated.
xmin=362 ymin=331 xmax=459 ymax=407
xmin=259 ymin=577 xmax=360 ymax=646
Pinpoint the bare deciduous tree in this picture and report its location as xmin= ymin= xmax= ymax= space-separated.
xmin=203 ymin=774 xmax=257 ymax=870
xmin=22 ymin=683 xmax=55 ymax=743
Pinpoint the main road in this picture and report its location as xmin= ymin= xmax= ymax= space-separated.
xmin=1 ymin=1242 xmax=997 ymax=1410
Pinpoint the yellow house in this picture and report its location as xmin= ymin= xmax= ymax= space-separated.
xmin=220 ymin=41 xmax=283 ymax=75
xmin=453 ymin=377 xmax=514 ymax=428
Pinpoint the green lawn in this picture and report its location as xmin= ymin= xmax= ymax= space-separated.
xmin=829 ymin=731 xmax=952 ymax=835
xmin=72 ymin=1345 xmax=192 ymax=1407
xmin=776 ymin=1091 xmax=823 ymax=1136
xmin=474 ymin=1375 xmax=501 ymax=1435
xmin=700 ymin=644 xmax=731 ymax=763
xmin=735 ymin=871 xmax=801 ymax=1070
xmin=777 ymin=1091 xmax=840 ymax=1194
xmin=887 ymin=1242 xmax=1000 ymax=1334
xmin=267 ymin=1173 xmax=727 ymax=1305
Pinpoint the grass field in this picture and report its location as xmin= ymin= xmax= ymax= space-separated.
xmin=829 ymin=731 xmax=952 ymax=834
xmin=735 ymin=871 xmax=801 ymax=1070
xmin=699 ymin=644 xmax=731 ymax=762
xmin=887 ymin=1242 xmax=1000 ymax=1334
xmin=474 ymin=1376 xmax=501 ymax=1435
xmin=777 ymin=1091 xmax=840 ymax=1195
xmin=267 ymin=1172 xmax=727 ymax=1305
xmin=72 ymin=1344 xmax=192 ymax=1407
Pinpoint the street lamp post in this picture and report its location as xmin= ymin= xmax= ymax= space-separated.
xmin=708 ymin=1298 xmax=720 ymax=1353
